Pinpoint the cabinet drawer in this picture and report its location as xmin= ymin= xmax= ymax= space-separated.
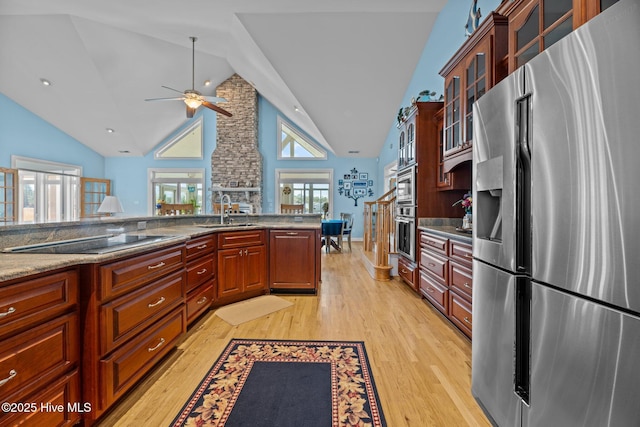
xmin=450 ymin=240 xmax=473 ymax=267
xmin=100 ymin=270 xmax=184 ymax=354
xmin=419 ymin=232 xmax=448 ymax=256
xmin=0 ymin=270 xmax=77 ymax=340
xmin=419 ymin=270 xmax=448 ymax=315
xmin=449 ymin=262 xmax=473 ymax=302
xmin=0 ymin=369 xmax=81 ymax=427
xmin=0 ymin=312 xmax=78 ymax=402
xmin=185 ymin=234 xmax=215 ymax=261
xmin=420 ymin=249 xmax=448 ymax=283
xmin=397 ymin=257 xmax=417 ymax=290
xmin=99 ymin=245 xmax=185 ymax=300
xmin=218 ymin=230 xmax=265 ymax=249
xmin=187 ymin=282 xmax=214 ymax=324
xmin=101 ymin=307 xmax=185 ymax=407
xmin=449 ymin=292 xmax=472 ymax=338
xmin=186 ymin=255 xmax=215 ymax=293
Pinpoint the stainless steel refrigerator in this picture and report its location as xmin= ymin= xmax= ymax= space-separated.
xmin=471 ymin=1 xmax=640 ymax=425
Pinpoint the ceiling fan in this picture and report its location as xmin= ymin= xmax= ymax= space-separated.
xmin=145 ymin=36 xmax=232 ymax=118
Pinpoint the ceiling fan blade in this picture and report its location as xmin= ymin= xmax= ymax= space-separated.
xmin=186 ymin=105 xmax=196 ymax=118
xmin=145 ymin=96 xmax=185 ymax=102
xmin=161 ymin=85 xmax=186 ymax=95
xmin=202 ymin=101 xmax=232 ymax=117
xmin=202 ymin=96 xmax=228 ymax=103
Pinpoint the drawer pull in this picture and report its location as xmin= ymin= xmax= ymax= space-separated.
xmin=148 ymin=261 xmax=166 ymax=270
xmin=428 ymin=263 xmax=436 ymax=267
xmin=148 ymin=296 xmax=166 ymax=308
xmin=401 ymin=269 xmax=407 ymax=274
xmin=0 ymin=306 xmax=16 ymax=318
xmin=463 ymin=316 xmax=472 ymax=325
xmin=148 ymin=338 xmax=165 ymax=353
xmin=286 ymin=232 xmax=298 ymax=236
xmin=197 ymin=297 xmax=208 ymax=305
xmin=196 ymin=268 xmax=208 ymax=275
xmin=427 ymin=288 xmax=434 ymax=293
xmin=196 ymin=244 xmax=208 ymax=249
xmin=464 ymin=254 xmax=473 ymax=258
xmin=0 ymin=370 xmax=17 ymax=387
xmin=464 ymin=283 xmax=472 ymax=289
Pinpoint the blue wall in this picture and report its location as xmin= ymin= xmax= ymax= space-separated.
xmin=105 ymin=108 xmax=218 ymax=216
xmin=376 ymin=0 xmax=502 ymax=187
xmin=0 ymin=93 xmax=105 ymax=175
xmin=1 ymin=0 xmax=504 ymax=237
xmin=258 ymin=96 xmax=377 ymax=238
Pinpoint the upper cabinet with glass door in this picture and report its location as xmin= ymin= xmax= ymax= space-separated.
xmin=497 ymin=0 xmax=619 ymax=72
xmin=439 ymin=12 xmax=509 ymax=172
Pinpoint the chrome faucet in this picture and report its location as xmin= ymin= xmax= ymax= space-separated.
xmin=220 ymin=194 xmax=231 ymax=224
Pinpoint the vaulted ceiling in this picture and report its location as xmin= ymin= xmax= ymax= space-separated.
xmin=0 ymin=0 xmax=447 ymax=158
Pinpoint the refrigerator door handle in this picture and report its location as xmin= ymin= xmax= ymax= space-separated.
xmin=515 ymin=95 xmax=532 ymax=274
xmin=515 ymin=277 xmax=531 ymax=405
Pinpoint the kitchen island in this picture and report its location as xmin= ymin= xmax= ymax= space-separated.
xmin=0 ymin=215 xmax=321 ymax=426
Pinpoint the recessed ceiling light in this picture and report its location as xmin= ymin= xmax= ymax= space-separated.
xmin=118 ymin=150 xmax=130 ymax=154
xmin=204 ymin=80 xmax=211 ymax=86
xmin=348 ymin=150 xmax=360 ymax=154
xmin=106 ymin=128 xmax=115 ymax=133
xmin=40 ymin=78 xmax=52 ymax=86
xmin=294 ymin=106 xmax=300 ymax=112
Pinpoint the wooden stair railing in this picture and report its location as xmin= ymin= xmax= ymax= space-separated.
xmin=363 ymin=187 xmax=396 ymax=280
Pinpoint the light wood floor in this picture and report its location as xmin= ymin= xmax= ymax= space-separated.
xmin=97 ymin=243 xmax=490 ymax=427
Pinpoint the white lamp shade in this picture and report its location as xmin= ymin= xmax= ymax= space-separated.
xmin=97 ymin=196 xmax=124 ymax=214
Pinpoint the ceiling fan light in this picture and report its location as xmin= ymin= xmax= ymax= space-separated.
xmin=184 ymin=98 xmax=202 ymax=109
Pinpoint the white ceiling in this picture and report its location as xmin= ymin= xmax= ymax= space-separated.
xmin=0 ymin=0 xmax=446 ymax=158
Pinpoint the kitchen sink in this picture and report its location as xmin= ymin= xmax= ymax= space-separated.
xmin=3 ymin=234 xmax=178 ymax=255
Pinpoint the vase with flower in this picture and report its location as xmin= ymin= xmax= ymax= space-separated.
xmin=453 ymin=192 xmax=472 ymax=230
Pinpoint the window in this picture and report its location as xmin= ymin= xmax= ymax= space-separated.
xmin=149 ymin=169 xmax=205 ymax=214
xmin=12 ymin=156 xmax=82 ymax=223
xmin=275 ymin=169 xmax=333 ymax=215
xmin=277 ymin=117 xmax=327 ymax=160
xmin=154 ymin=117 xmax=203 ymax=160
xmin=80 ymin=178 xmax=111 ymax=218
xmin=0 ymin=168 xmax=17 ymax=223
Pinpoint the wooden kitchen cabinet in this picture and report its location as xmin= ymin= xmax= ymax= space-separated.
xmin=217 ymin=230 xmax=267 ymax=304
xmin=185 ymin=234 xmax=216 ymax=324
xmin=0 ymin=269 xmax=80 ymax=427
xmin=80 ymin=243 xmax=186 ymax=425
xmin=269 ymin=229 xmax=320 ymax=293
xmin=495 ymin=0 xmax=619 ymax=73
xmin=397 ymin=255 xmax=417 ymax=292
xmin=419 ymin=229 xmax=473 ymax=339
xmin=439 ymin=12 xmax=508 ymax=173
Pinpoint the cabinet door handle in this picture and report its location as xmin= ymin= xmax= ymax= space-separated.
xmin=148 ymin=296 xmax=166 ymax=308
xmin=286 ymin=232 xmax=298 ymax=236
xmin=196 ymin=268 xmax=208 ymax=275
xmin=0 ymin=369 xmax=17 ymax=387
xmin=244 ymin=249 xmax=248 ymax=256
xmin=239 ymin=249 xmax=243 ymax=256
xmin=196 ymin=244 xmax=208 ymax=249
xmin=0 ymin=307 xmax=16 ymax=318
xmin=463 ymin=316 xmax=472 ymax=325
xmin=197 ymin=297 xmax=208 ymax=305
xmin=148 ymin=338 xmax=165 ymax=352
xmin=148 ymin=261 xmax=166 ymax=270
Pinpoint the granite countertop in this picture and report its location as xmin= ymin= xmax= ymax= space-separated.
xmin=417 ymin=218 xmax=472 ymax=244
xmin=0 ymin=222 xmax=320 ymax=283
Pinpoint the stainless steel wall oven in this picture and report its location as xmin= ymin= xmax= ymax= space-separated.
xmin=396 ymin=165 xmax=415 ymax=206
xmin=396 ymin=205 xmax=415 ymax=261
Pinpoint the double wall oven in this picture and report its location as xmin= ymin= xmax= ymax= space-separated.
xmin=396 ymin=166 xmax=416 ymax=261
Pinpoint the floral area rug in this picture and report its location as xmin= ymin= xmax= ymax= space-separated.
xmin=170 ymin=339 xmax=387 ymax=427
